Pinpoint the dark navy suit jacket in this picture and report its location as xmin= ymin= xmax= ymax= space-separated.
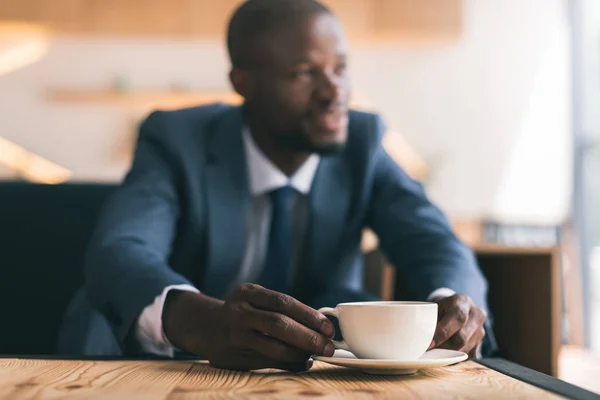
xmin=59 ymin=104 xmax=496 ymax=356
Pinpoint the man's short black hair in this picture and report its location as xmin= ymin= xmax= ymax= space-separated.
xmin=226 ymin=0 xmax=332 ymax=69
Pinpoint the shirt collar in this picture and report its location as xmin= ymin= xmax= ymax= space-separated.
xmin=242 ymin=128 xmax=320 ymax=196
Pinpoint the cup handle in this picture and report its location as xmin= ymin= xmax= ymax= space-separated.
xmin=318 ymin=307 xmax=350 ymax=352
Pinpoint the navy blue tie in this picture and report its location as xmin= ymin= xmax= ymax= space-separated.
xmin=260 ymin=186 xmax=295 ymax=293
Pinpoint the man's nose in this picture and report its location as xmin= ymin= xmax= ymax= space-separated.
xmin=315 ymin=70 xmax=345 ymax=103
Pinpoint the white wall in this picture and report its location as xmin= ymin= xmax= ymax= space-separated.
xmin=0 ymin=0 xmax=572 ymax=224
xmin=351 ymin=0 xmax=572 ymax=224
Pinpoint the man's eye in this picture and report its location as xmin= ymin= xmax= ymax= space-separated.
xmin=296 ymin=68 xmax=315 ymax=78
xmin=335 ymin=63 xmax=347 ymax=75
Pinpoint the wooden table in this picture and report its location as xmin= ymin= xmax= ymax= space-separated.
xmin=0 ymin=357 xmax=576 ymax=400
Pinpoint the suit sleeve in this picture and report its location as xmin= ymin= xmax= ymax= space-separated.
xmin=365 ymin=116 xmax=497 ymax=355
xmin=84 ymin=111 xmax=194 ymax=347
xmin=364 ymin=115 xmax=489 ymax=310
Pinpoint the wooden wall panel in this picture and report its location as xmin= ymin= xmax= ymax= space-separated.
xmin=478 ymin=251 xmax=561 ymax=377
xmin=0 ymin=0 xmax=461 ymax=41
xmin=1 ymin=0 xmax=83 ymax=31
xmin=373 ymin=0 xmax=462 ymax=39
xmin=321 ymin=0 xmax=373 ymax=40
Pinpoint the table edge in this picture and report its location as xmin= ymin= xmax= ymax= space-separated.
xmin=477 ymin=358 xmax=599 ymax=400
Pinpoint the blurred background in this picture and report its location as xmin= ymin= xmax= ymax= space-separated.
xmin=0 ymin=0 xmax=598 ymax=392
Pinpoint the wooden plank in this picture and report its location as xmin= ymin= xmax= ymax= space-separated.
xmin=478 ymin=251 xmax=561 ymax=377
xmin=363 ymin=249 xmax=396 ymax=301
xmin=0 ymin=359 xmax=564 ymax=399
xmin=0 ymin=0 xmax=461 ymax=41
xmin=473 ymin=244 xmax=559 ymax=256
xmin=76 ymin=0 xmax=239 ymax=37
xmin=551 ymin=248 xmax=562 ymax=377
xmin=0 ymin=0 xmax=83 ymax=31
xmin=321 ymin=0 xmax=373 ymax=40
xmin=372 ymin=0 xmax=462 ymax=39
xmin=45 ymin=89 xmax=242 ymax=110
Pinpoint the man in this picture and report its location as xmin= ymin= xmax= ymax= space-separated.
xmin=60 ymin=0 xmax=495 ymax=371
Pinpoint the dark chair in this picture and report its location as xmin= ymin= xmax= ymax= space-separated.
xmin=0 ymin=181 xmax=387 ymax=356
xmin=0 ymin=182 xmax=116 ymax=355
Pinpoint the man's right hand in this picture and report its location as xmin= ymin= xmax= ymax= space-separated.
xmin=162 ymin=283 xmax=335 ymax=372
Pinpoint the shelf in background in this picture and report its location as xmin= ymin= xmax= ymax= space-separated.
xmin=45 ymin=89 xmax=371 ymax=113
xmin=46 ymin=89 xmax=243 ymax=110
xmin=471 ymin=243 xmax=559 ymax=256
xmin=46 ymin=87 xmax=430 ymax=182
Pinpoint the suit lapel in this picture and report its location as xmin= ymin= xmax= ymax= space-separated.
xmin=202 ymin=106 xmax=250 ymax=298
xmin=300 ymin=155 xmax=352 ymax=292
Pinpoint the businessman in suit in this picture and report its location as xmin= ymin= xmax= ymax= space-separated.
xmin=60 ymin=0 xmax=495 ymax=371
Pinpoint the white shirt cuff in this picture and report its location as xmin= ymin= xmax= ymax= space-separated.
xmin=427 ymin=287 xmax=456 ymax=301
xmin=135 ymin=284 xmax=199 ymax=357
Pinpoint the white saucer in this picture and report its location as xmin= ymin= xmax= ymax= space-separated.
xmin=313 ymin=349 xmax=468 ymax=375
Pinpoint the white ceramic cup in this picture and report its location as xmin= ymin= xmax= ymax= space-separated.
xmin=318 ymin=301 xmax=438 ymax=360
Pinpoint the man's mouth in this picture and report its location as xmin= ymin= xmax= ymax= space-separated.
xmin=312 ymin=110 xmax=348 ymax=132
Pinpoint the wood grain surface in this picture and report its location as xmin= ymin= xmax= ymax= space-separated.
xmin=479 ymin=249 xmax=561 ymax=377
xmin=0 ymin=359 xmax=564 ymax=400
xmin=0 ymin=0 xmax=461 ymax=41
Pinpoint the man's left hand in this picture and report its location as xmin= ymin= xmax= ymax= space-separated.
xmin=429 ymin=294 xmax=487 ymax=357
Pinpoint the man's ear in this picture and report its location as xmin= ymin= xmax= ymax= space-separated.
xmin=229 ymin=68 xmax=254 ymax=101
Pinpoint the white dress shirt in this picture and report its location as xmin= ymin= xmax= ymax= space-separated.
xmin=135 ymin=129 xmax=320 ymax=356
xmin=134 ymin=129 xmax=454 ymax=357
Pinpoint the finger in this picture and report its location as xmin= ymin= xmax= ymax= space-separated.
xmin=247 ymin=307 xmax=335 ymax=357
xmin=440 ymin=307 xmax=486 ymax=352
xmin=441 ymin=306 xmax=487 ymax=353
xmin=277 ymin=358 xmax=314 ymax=373
xmin=236 ymin=284 xmax=334 ymax=337
xmin=459 ymin=307 xmax=487 ymax=354
xmin=441 ymin=324 xmax=477 ymax=351
xmin=467 ymin=328 xmax=486 ymax=359
xmin=210 ymin=350 xmax=313 ymax=372
xmin=438 ymin=325 xmax=476 ymax=352
xmin=431 ymin=305 xmax=469 ymax=348
xmin=245 ymin=355 xmax=314 ymax=372
xmin=240 ymin=331 xmax=312 ymax=363
xmin=240 ymin=350 xmax=314 ymax=372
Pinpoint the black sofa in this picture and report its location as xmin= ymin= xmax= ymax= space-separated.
xmin=0 ymin=181 xmax=388 ymax=356
xmin=0 ymin=182 xmax=116 ymax=355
